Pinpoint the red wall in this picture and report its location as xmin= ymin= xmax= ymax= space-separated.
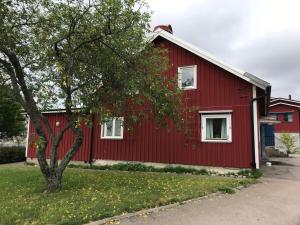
xmin=91 ymin=37 xmax=255 ymax=168
xmin=269 ymin=105 xmax=300 ymax=133
xmin=27 ymin=113 xmax=91 ymax=162
xmin=27 ymin=37 xmax=260 ymax=168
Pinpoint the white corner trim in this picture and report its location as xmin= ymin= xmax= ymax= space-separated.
xmin=199 ymin=110 xmax=233 ymax=114
xmin=25 ymin=118 xmax=30 ymax=158
xmin=150 ymin=29 xmax=270 ymax=90
xmin=252 ymin=85 xmax=260 ymax=169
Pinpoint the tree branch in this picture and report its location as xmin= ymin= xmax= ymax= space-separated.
xmin=50 ymin=122 xmax=73 ymax=170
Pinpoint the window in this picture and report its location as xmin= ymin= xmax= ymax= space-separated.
xmin=101 ymin=117 xmax=124 ymax=139
xmin=284 ymin=113 xmax=293 ymax=122
xmin=201 ymin=114 xmax=232 ymax=142
xmin=178 ymin=65 xmax=197 ymax=90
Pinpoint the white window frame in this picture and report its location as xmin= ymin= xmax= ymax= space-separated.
xmin=101 ymin=117 xmax=124 ymax=139
xmin=201 ymin=113 xmax=232 ymax=143
xmin=178 ymin=65 xmax=197 ymax=90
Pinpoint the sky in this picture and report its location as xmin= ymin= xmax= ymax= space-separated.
xmin=147 ymin=0 xmax=300 ymax=98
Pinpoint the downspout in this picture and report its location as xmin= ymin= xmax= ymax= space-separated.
xmin=88 ymin=115 xmax=95 ymax=165
xmin=250 ymin=85 xmax=271 ymax=169
xmin=25 ymin=116 xmax=30 ymax=159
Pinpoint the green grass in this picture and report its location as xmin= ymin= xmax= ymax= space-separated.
xmin=0 ymin=167 xmax=255 ymax=225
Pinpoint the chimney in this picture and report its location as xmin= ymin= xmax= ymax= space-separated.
xmin=289 ymin=94 xmax=292 ymax=100
xmin=153 ymin=24 xmax=173 ymax=34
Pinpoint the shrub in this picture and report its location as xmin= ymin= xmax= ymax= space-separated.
xmin=0 ymin=146 xmax=26 ymax=164
xmin=279 ymin=133 xmax=296 ymax=154
xmin=238 ymin=169 xmax=262 ymax=179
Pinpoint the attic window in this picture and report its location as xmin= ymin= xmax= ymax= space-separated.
xmin=178 ymin=65 xmax=197 ymax=90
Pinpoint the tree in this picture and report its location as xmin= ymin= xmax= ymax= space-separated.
xmin=0 ymin=0 xmax=183 ymax=192
xmin=279 ymin=133 xmax=296 ymax=154
xmin=0 ymin=84 xmax=25 ymax=138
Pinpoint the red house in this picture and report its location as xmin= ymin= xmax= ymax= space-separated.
xmin=26 ymin=26 xmax=271 ymax=169
xmin=267 ymin=96 xmax=300 ymax=152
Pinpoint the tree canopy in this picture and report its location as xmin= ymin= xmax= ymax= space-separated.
xmin=0 ymin=0 xmax=183 ymax=191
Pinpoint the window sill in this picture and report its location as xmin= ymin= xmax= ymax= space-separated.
xmin=201 ymin=139 xmax=232 ymax=143
xmin=101 ymin=137 xmax=124 ymax=140
xmin=181 ymin=87 xmax=197 ymax=90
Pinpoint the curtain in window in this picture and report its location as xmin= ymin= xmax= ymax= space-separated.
xmin=206 ymin=118 xmax=227 ymax=139
xmin=221 ymin=119 xmax=227 ymax=139
xmin=206 ymin=119 xmax=213 ymax=139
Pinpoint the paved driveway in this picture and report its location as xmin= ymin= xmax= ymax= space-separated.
xmin=117 ymin=155 xmax=300 ymax=225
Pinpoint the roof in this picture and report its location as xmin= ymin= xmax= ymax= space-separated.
xmin=260 ymin=116 xmax=281 ymax=124
xmin=149 ymin=29 xmax=271 ymax=90
xmin=270 ymin=97 xmax=300 ymax=108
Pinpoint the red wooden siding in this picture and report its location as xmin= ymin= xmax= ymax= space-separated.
xmin=269 ymin=105 xmax=300 ymax=133
xmin=27 ymin=37 xmax=264 ymax=168
xmin=91 ymin=37 xmax=255 ymax=168
xmin=27 ymin=113 xmax=91 ymax=162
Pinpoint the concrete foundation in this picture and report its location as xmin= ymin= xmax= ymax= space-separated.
xmin=26 ymin=158 xmax=241 ymax=174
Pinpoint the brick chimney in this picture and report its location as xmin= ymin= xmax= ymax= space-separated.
xmin=289 ymin=94 xmax=292 ymax=100
xmin=153 ymin=24 xmax=173 ymax=34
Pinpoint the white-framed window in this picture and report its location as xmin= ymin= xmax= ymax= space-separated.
xmin=101 ymin=117 xmax=124 ymax=139
xmin=178 ymin=65 xmax=197 ymax=90
xmin=201 ymin=113 xmax=232 ymax=143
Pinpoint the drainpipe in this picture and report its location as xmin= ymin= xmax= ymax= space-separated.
xmin=89 ymin=115 xmax=95 ymax=165
xmin=250 ymin=85 xmax=271 ymax=169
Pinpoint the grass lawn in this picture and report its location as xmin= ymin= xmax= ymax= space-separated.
xmin=0 ymin=166 xmax=254 ymax=225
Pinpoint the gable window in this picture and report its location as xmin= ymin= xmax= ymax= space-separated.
xmin=178 ymin=65 xmax=197 ymax=90
xmin=201 ymin=113 xmax=232 ymax=143
xmin=101 ymin=117 xmax=124 ymax=139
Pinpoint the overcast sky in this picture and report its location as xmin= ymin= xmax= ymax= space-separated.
xmin=147 ymin=0 xmax=300 ymax=98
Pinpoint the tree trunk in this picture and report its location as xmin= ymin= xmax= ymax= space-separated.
xmin=45 ymin=172 xmax=62 ymax=192
xmin=43 ymin=127 xmax=83 ymax=192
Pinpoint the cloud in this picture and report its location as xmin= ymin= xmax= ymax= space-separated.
xmin=147 ymin=0 xmax=300 ymax=98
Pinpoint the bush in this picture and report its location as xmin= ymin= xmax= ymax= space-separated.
xmin=238 ymin=169 xmax=262 ymax=179
xmin=279 ymin=133 xmax=296 ymax=154
xmin=0 ymin=146 xmax=26 ymax=164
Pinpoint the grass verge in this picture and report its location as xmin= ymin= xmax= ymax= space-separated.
xmin=0 ymin=167 xmax=255 ymax=225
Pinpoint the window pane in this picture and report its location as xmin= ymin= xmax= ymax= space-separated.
xmin=105 ymin=119 xmax=113 ymax=136
xmin=114 ymin=118 xmax=122 ymax=136
xmin=206 ymin=118 xmax=227 ymax=139
xmin=181 ymin=67 xmax=195 ymax=88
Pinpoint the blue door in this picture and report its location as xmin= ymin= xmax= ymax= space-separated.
xmin=263 ymin=124 xmax=275 ymax=147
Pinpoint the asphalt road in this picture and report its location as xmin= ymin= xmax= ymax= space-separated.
xmin=117 ymin=155 xmax=300 ymax=225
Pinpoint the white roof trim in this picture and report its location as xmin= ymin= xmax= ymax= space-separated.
xmin=270 ymin=98 xmax=300 ymax=104
xmin=149 ymin=29 xmax=270 ymax=90
xmin=269 ymin=102 xmax=300 ymax=109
